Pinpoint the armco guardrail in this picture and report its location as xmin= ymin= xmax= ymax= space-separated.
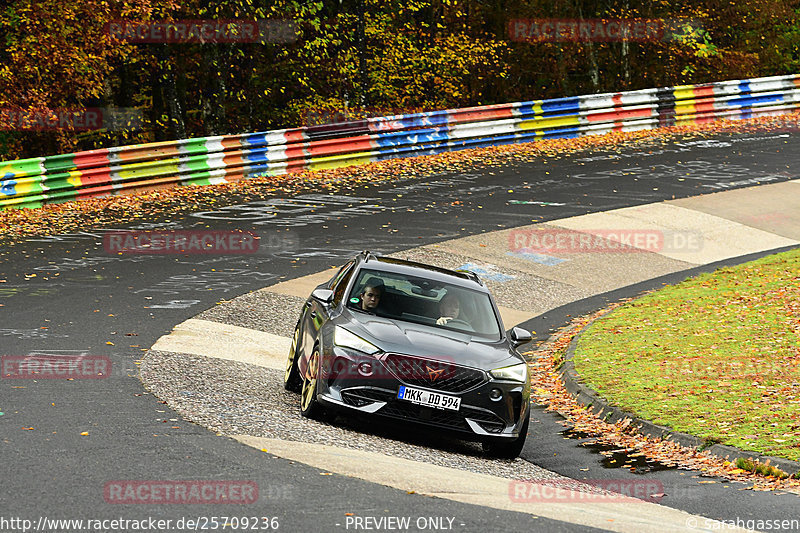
xmin=1 ymin=74 xmax=799 ymax=209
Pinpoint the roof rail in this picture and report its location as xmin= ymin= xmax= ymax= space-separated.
xmin=361 ymin=250 xmax=377 ymax=263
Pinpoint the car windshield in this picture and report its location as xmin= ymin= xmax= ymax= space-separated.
xmin=347 ymin=268 xmax=502 ymax=339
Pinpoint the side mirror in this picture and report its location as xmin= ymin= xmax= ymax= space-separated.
xmin=509 ymin=327 xmax=533 ymax=346
xmin=311 ymin=288 xmax=334 ymax=304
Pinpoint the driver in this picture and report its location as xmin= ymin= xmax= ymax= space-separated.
xmin=436 ymin=292 xmax=462 ymax=325
xmin=360 ymin=280 xmax=384 ymax=312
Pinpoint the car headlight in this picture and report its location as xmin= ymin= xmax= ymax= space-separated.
xmin=334 ymin=326 xmax=380 ymax=355
xmin=490 ymin=363 xmax=528 ymax=383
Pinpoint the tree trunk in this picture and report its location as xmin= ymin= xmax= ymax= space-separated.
xmin=621 ymin=0 xmax=631 ymax=87
xmin=576 ymin=1 xmax=600 ymax=92
xmin=159 ymin=48 xmax=186 ymax=139
xmin=202 ymin=44 xmax=227 ymax=136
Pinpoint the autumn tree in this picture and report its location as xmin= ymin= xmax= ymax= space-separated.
xmin=1 ymin=0 xmax=797 ymax=160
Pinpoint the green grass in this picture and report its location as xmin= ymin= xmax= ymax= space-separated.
xmin=574 ymin=248 xmax=800 ymax=460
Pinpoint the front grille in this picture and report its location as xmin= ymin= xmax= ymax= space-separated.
xmin=383 ymin=354 xmax=486 ymax=393
xmin=378 ymin=401 xmax=470 ymax=431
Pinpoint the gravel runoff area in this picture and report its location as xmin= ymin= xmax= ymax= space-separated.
xmin=141 ymin=249 xmax=576 ymax=483
xmin=195 ymin=246 xmax=588 ymax=334
xmin=390 ymin=246 xmax=590 ymax=314
xmin=140 ymin=350 xmax=564 ymax=483
xmin=196 ymin=289 xmax=306 ymax=338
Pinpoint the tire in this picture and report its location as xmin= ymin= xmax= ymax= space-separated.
xmin=300 ymin=347 xmax=324 ymax=420
xmin=284 ymin=326 xmax=302 ymax=392
xmin=482 ymin=409 xmax=530 ymax=459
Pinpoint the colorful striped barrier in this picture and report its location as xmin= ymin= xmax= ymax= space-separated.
xmin=2 ymin=73 xmax=799 ymax=209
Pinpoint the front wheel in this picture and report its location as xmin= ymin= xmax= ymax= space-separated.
xmin=284 ymin=326 xmax=302 ymax=392
xmin=300 ymin=347 xmax=324 ymax=420
xmin=482 ymin=409 xmax=530 ymax=459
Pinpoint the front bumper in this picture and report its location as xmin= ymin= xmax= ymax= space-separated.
xmin=318 ymin=348 xmax=530 ymax=439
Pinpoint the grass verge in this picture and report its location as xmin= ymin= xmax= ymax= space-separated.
xmin=574 ymin=247 xmax=800 ymax=460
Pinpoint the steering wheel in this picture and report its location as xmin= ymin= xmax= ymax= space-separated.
xmin=445 ymin=318 xmax=473 ymax=330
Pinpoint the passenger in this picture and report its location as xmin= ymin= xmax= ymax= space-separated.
xmin=360 ymin=280 xmax=384 ymax=312
xmin=436 ymin=292 xmax=462 ymax=325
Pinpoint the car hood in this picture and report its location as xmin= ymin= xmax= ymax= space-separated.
xmin=341 ymin=311 xmax=518 ymax=369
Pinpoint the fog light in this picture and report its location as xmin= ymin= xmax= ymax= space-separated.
xmin=489 ymin=388 xmax=503 ymax=401
xmin=357 ymin=362 xmax=373 ymax=376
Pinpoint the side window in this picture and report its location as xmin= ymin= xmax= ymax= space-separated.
xmin=332 ymin=263 xmax=356 ymax=304
xmin=327 ymin=261 xmax=354 ymax=289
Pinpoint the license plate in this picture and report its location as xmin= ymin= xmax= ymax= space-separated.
xmin=397 ymin=385 xmax=461 ymax=411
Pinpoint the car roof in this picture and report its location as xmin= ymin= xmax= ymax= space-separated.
xmin=357 ymin=252 xmax=487 ymax=290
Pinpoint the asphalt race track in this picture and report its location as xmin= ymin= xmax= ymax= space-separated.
xmin=2 ymin=131 xmax=799 ymax=532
